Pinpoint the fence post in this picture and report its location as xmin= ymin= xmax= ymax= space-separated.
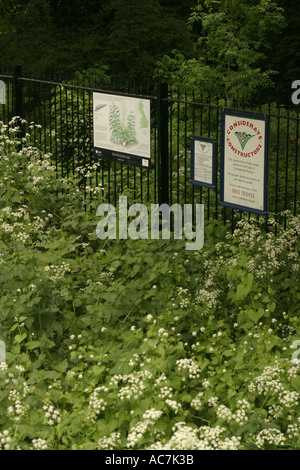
xmin=13 ymin=65 xmax=23 ymax=118
xmin=157 ymin=83 xmax=169 ymax=206
xmin=12 ymin=65 xmax=25 ymax=144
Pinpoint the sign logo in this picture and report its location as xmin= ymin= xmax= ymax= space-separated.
xmin=226 ymin=120 xmax=263 ymax=158
xmin=235 ymin=131 xmax=255 ymax=151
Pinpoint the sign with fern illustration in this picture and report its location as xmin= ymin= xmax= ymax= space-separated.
xmin=220 ymin=109 xmax=269 ymax=216
xmin=93 ymin=92 xmax=151 ymax=168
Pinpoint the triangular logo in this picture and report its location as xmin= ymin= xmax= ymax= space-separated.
xmin=235 ymin=131 xmax=255 ymax=150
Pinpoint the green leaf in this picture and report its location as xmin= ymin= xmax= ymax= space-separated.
xmin=247 ymin=308 xmax=265 ymax=323
xmin=26 ymin=341 xmax=42 ymax=350
xmin=14 ymin=333 xmax=27 ymax=344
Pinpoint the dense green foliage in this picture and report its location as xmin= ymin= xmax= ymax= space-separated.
xmin=0 ymin=0 xmax=299 ymax=105
xmin=155 ymin=0 xmax=285 ymax=105
xmin=0 ymin=0 xmax=194 ymax=84
xmin=0 ymin=120 xmax=300 ymax=450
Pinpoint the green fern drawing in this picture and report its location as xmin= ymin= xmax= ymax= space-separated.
xmin=109 ymin=104 xmax=138 ymax=147
xmin=139 ymin=100 xmax=148 ymax=129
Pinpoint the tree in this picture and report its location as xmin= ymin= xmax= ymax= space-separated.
xmin=155 ymin=0 xmax=285 ymax=105
xmin=0 ymin=0 xmax=195 ymax=83
xmin=266 ymin=0 xmax=300 ymax=105
xmin=103 ymin=0 xmax=194 ymax=85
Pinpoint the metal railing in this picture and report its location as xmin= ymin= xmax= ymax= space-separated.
xmin=0 ymin=66 xmax=299 ymax=232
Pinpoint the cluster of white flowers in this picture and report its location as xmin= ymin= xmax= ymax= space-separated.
xmin=32 ymin=438 xmax=48 ymax=450
xmin=88 ymin=387 xmax=107 ymax=422
xmin=176 ymin=358 xmax=201 ymax=379
xmin=278 ymin=390 xmax=299 ymax=407
xmin=154 ymin=373 xmax=167 ymax=387
xmin=255 ymin=428 xmax=286 ymax=449
xmin=0 ymin=430 xmax=12 ymax=450
xmin=126 ymin=420 xmax=150 ymax=448
xmin=198 ymin=425 xmax=241 ymax=450
xmin=27 ymin=158 xmax=55 ymax=174
xmin=158 ymin=327 xmax=168 ymax=338
xmin=207 ymin=396 xmax=219 ymax=407
xmin=7 ymin=389 xmax=27 ymax=421
xmin=43 ymin=403 xmax=61 ymax=426
xmin=248 ymin=362 xmax=284 ymax=396
xmin=44 ymin=262 xmax=71 ymax=282
xmin=286 ymin=423 xmax=299 ymax=440
xmin=25 ymin=157 xmax=55 ymax=193
xmin=0 ymin=206 xmax=33 ymax=244
xmin=191 ymin=392 xmax=203 ymax=411
xmin=98 ymin=432 xmax=121 ymax=450
xmin=142 ymin=409 xmax=163 ymax=421
xmin=195 ymin=289 xmax=221 ymax=316
xmin=233 ymin=400 xmax=250 ymax=425
xmin=110 ymin=370 xmax=152 ymax=403
xmin=212 ymin=399 xmax=250 ymax=426
xmin=177 ymin=287 xmax=191 ymax=309
xmin=31 ymin=215 xmax=46 ymax=232
xmin=75 ymin=162 xmax=101 ymax=176
xmin=267 ymin=404 xmax=283 ymax=420
xmin=158 ymin=386 xmax=173 ymax=399
xmin=149 ymin=423 xmax=241 ymax=451
xmin=162 ymin=423 xmax=201 ymax=450
xmin=239 ymin=217 xmax=300 ymax=280
xmin=216 ymin=405 xmax=233 ymax=422
xmin=232 ymin=408 xmax=249 ymax=426
xmin=118 ymin=382 xmax=145 ymax=401
xmin=0 ymin=362 xmax=8 ymax=371
xmin=202 ymin=379 xmax=211 ymax=389
xmin=289 ymin=364 xmax=300 ymax=378
xmin=84 ymin=184 xmax=105 ymax=195
xmin=128 ymin=353 xmax=140 ymax=367
xmin=237 ymin=399 xmax=251 ymax=410
xmin=126 ymin=409 xmax=163 ymax=448
xmin=165 ymin=399 xmax=182 ymax=414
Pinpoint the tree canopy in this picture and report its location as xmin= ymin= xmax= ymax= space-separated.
xmin=0 ymin=0 xmax=194 ymax=83
xmin=155 ymin=0 xmax=286 ymax=105
xmin=0 ymin=0 xmax=299 ymax=104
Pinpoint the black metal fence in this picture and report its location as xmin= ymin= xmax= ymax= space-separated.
xmin=0 ymin=66 xmax=299 ymax=231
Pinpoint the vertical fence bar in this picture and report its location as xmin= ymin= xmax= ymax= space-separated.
xmin=184 ymin=90 xmax=188 ymax=206
xmin=13 ymin=65 xmax=23 ymax=119
xmin=294 ymin=111 xmax=299 ymax=216
xmin=177 ymin=88 xmax=180 ymax=205
xmin=13 ymin=65 xmax=25 ymax=142
xmin=284 ymin=111 xmax=290 ymax=229
xmin=215 ymin=96 xmax=219 ymax=220
xmin=157 ymin=83 xmax=169 ymax=206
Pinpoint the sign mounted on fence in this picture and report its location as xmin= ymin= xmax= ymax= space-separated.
xmin=190 ymin=136 xmax=216 ymax=189
xmin=93 ymin=92 xmax=151 ymax=168
xmin=220 ymin=109 xmax=269 ymax=215
xmin=0 ymin=81 xmax=5 ymax=105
